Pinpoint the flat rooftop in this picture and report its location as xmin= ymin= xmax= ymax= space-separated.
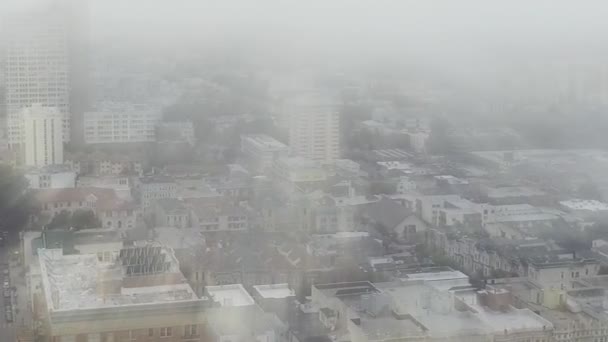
xmin=315 ymin=281 xmax=380 ymax=298
xmin=486 ymin=186 xmax=546 ymax=198
xmin=473 ymin=305 xmax=553 ymax=333
xmin=206 ymin=284 xmax=255 ymax=307
xmin=561 ymin=199 xmax=608 ymax=212
xmin=357 ymin=314 xmax=426 ymax=340
xmin=242 ymin=134 xmax=288 ymax=151
xmin=400 ymin=269 xmax=469 ymax=282
xmin=372 ymin=149 xmax=412 ymax=160
xmin=39 ymin=247 xmax=197 ymax=312
xmin=253 ymin=283 xmax=295 ymax=299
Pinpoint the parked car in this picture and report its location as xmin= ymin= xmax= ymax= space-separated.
xmin=3 ymin=289 xmax=10 ymax=298
xmin=3 ymin=281 xmax=9 ymax=289
xmin=2 ymin=269 xmax=9 ymax=276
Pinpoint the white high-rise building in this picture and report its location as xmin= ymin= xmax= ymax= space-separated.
xmin=287 ymin=94 xmax=340 ymax=163
xmin=3 ymin=12 xmax=70 ymax=147
xmin=84 ymin=102 xmax=162 ymax=144
xmin=22 ymin=105 xmax=64 ymax=167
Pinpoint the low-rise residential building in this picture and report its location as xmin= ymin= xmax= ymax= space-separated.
xmin=426 ymin=225 xmax=600 ymax=281
xmin=155 ymin=198 xmax=191 ymax=228
xmin=190 ymin=203 xmax=249 ymax=232
xmin=34 ymin=187 xmax=138 ymax=229
xmin=364 ymin=197 xmax=428 ymax=242
xmin=77 ymin=175 xmax=133 ymax=200
xmin=140 ymin=176 xmax=178 ymax=212
xmin=416 ymin=195 xmax=482 ymax=228
xmin=66 ymin=151 xmax=144 ymax=176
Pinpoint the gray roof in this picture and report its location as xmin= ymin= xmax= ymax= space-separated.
xmin=365 ymin=197 xmax=413 ymax=229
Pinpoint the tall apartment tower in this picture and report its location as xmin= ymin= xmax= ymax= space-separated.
xmin=3 ymin=11 xmax=70 ymax=148
xmin=22 ymin=105 xmax=64 ymax=167
xmin=287 ymin=95 xmax=340 ymax=163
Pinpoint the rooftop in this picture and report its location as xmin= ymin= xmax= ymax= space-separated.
xmin=25 ymin=164 xmax=74 ymax=174
xmin=435 ymin=175 xmax=469 ymax=185
xmin=372 ymin=148 xmax=412 ymax=161
xmin=38 ymin=246 xmax=198 ymax=312
xmin=242 ymin=134 xmax=288 ymax=151
xmin=206 ymin=284 xmax=255 ymax=307
xmin=153 ymin=227 xmax=205 ymax=250
xmin=486 ymin=186 xmax=546 ymax=198
xmin=253 ymin=283 xmax=295 ymax=299
xmin=560 ymin=199 xmax=608 ymax=212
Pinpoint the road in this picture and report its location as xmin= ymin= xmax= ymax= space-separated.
xmin=0 ymin=246 xmax=16 ymax=342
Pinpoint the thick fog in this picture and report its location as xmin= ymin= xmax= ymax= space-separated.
xmin=4 ymin=1 xmax=608 ymax=61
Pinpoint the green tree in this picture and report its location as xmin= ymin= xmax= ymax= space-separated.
xmin=71 ymin=209 xmax=100 ymax=230
xmin=48 ymin=210 xmax=71 ymax=230
xmin=0 ymin=165 xmax=35 ymax=233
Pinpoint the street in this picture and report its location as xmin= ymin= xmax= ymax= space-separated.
xmin=0 ymin=246 xmax=16 ymax=342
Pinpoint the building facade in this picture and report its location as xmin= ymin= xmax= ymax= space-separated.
xmin=84 ymin=102 xmax=161 ymax=144
xmin=287 ymin=100 xmax=339 ymax=163
xmin=241 ymin=134 xmax=289 ymax=173
xmin=22 ymin=105 xmax=64 ymax=167
xmin=25 ymin=165 xmax=76 ymax=189
xmin=3 ymin=11 xmax=70 ymax=147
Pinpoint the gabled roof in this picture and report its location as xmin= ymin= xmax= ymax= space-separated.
xmin=365 ymin=197 xmax=413 ymax=229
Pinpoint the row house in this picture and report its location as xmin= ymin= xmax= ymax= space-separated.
xmin=154 ymin=198 xmax=249 ymax=232
xmin=34 ymin=187 xmax=138 ymax=229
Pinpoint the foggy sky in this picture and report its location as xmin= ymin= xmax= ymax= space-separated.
xmin=3 ymin=0 xmax=608 ymax=78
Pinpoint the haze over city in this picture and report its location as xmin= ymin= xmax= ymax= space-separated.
xmin=1 ymin=1 xmax=608 ymax=342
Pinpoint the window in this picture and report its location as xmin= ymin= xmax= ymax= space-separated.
xmin=184 ymin=324 xmax=198 ymax=337
xmin=148 ymin=328 xmax=154 ymax=337
xmin=160 ymin=327 xmax=172 ymax=338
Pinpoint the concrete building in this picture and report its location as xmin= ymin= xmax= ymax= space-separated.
xmin=489 ymin=275 xmax=608 ymax=342
xmin=286 ymin=96 xmax=339 ymax=163
xmin=84 ymin=102 xmax=161 ymax=144
xmin=205 ymin=284 xmax=255 ymax=307
xmin=24 ymin=165 xmax=76 ymax=189
xmin=66 ymin=151 xmax=144 ymax=176
xmin=190 ymin=203 xmax=249 ymax=232
xmin=22 ymin=105 xmax=64 ymax=167
xmin=560 ymin=199 xmax=608 ymax=221
xmin=241 ymin=134 xmax=289 ymax=173
xmin=273 ymin=157 xmax=328 ymax=192
xmin=311 ymin=277 xmax=553 ymax=342
xmin=37 ymin=245 xmax=215 ymax=341
xmin=77 ymin=175 xmax=132 ymax=200
xmin=3 ymin=11 xmax=71 ymax=147
xmin=404 ymin=129 xmax=430 ymax=154
xmin=34 ymin=187 xmax=138 ymax=229
xmin=140 ymin=176 xmax=178 ymax=212
xmin=527 ymin=257 xmax=600 ymax=290
xmin=415 ymin=195 xmax=482 ymax=228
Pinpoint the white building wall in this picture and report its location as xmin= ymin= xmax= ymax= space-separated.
xmin=4 ymin=13 xmax=70 ymax=145
xmin=288 ymin=107 xmax=339 ymax=163
xmin=25 ymin=170 xmax=75 ymax=189
xmin=22 ymin=105 xmax=64 ymax=167
xmin=84 ymin=103 xmax=161 ymax=144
